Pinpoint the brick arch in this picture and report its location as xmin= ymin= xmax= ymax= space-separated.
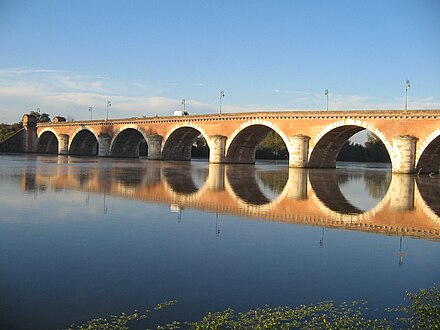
xmin=36 ymin=128 xmax=59 ymax=154
xmin=225 ymin=119 xmax=289 ymax=164
xmin=69 ymin=127 xmax=99 ymax=156
xmin=416 ymin=128 xmax=440 ymax=174
xmin=162 ymin=122 xmax=212 ymax=161
xmin=309 ymin=119 xmax=392 ymax=168
xmin=109 ymin=125 xmax=149 ymax=158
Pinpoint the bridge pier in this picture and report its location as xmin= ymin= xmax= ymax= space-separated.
xmin=391 ymin=135 xmax=418 ymax=174
xmin=288 ymin=135 xmax=310 ymax=168
xmin=147 ymin=134 xmax=163 ymax=160
xmin=209 ymin=135 xmax=227 ymax=163
xmin=58 ymin=134 xmax=69 ymax=155
xmin=285 ymin=168 xmax=308 ymax=199
xmin=22 ymin=114 xmax=37 ymax=152
xmin=207 ymin=164 xmax=225 ymax=191
xmin=389 ymin=174 xmax=415 ymax=211
xmin=98 ymin=134 xmax=111 ymax=157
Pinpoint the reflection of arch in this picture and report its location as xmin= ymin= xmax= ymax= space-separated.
xmin=161 ymin=163 xmax=209 ymax=195
xmin=110 ymin=127 xmax=148 ymax=158
xmin=416 ymin=129 xmax=440 ymax=174
xmin=225 ymin=121 xmax=289 ymax=164
xmin=309 ymin=169 xmax=394 ymax=222
xmin=36 ymin=129 xmax=58 ymax=154
xmin=226 ymin=166 xmax=271 ymax=205
xmin=416 ymin=175 xmax=440 ymax=219
xmin=224 ymin=165 xmax=291 ymax=210
xmin=69 ymin=128 xmax=99 ymax=156
xmin=309 ymin=170 xmax=363 ymax=214
xmin=310 ymin=121 xmax=391 ymax=168
xmin=162 ymin=124 xmax=211 ymax=161
xmin=113 ymin=167 xmax=144 ymax=188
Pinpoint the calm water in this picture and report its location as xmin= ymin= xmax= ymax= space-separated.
xmin=0 ymin=154 xmax=439 ymax=329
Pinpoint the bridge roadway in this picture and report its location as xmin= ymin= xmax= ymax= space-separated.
xmin=22 ymin=160 xmax=440 ymax=239
xmin=23 ymin=109 xmax=440 ymax=174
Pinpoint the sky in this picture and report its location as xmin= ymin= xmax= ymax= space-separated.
xmin=0 ymin=0 xmax=439 ymax=124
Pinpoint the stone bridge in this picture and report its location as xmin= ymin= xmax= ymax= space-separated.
xmin=21 ymin=109 xmax=440 ymax=173
xmin=22 ymin=159 xmax=440 ymax=239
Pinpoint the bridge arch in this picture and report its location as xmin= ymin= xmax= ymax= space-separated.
xmin=69 ymin=127 xmax=99 ymax=156
xmin=36 ymin=128 xmax=59 ymax=154
xmin=416 ymin=129 xmax=440 ymax=174
xmin=309 ymin=119 xmax=392 ymax=168
xmin=225 ymin=120 xmax=289 ymax=164
xmin=110 ymin=125 xmax=149 ymax=158
xmin=162 ymin=123 xmax=212 ymax=161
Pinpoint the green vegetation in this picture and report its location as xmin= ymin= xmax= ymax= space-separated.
xmin=64 ymin=283 xmax=440 ymax=329
xmin=337 ymin=133 xmax=391 ymax=163
xmin=29 ymin=110 xmax=51 ymax=123
xmin=0 ymin=122 xmax=23 ymax=144
xmin=256 ymin=131 xmax=288 ymax=160
xmin=189 ymin=131 xmax=391 ymax=163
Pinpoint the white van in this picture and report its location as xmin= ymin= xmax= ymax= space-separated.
xmin=173 ymin=110 xmax=189 ymax=116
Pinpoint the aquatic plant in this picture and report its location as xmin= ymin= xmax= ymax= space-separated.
xmin=64 ymin=284 xmax=439 ymax=329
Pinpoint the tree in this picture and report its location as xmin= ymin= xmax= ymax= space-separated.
xmin=29 ymin=111 xmax=51 ymax=123
xmin=256 ymin=131 xmax=288 ymax=159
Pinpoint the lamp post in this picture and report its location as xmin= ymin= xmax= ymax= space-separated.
xmin=219 ymin=90 xmax=225 ymax=114
xmin=106 ymin=100 xmax=111 ymax=120
xmin=405 ymin=80 xmax=410 ymax=111
xmin=324 ymin=89 xmax=329 ymax=111
xmin=182 ymin=99 xmax=186 ymax=112
xmin=88 ymin=106 xmax=93 ymax=120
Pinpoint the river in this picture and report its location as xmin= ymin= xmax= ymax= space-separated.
xmin=0 ymin=154 xmax=439 ymax=329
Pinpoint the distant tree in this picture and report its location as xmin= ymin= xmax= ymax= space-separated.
xmin=256 ymin=131 xmax=288 ymax=159
xmin=191 ymin=135 xmax=209 ymax=158
xmin=0 ymin=122 xmax=23 ymax=143
xmin=29 ymin=111 xmax=51 ymax=123
xmin=364 ymin=133 xmax=391 ymax=163
xmin=337 ymin=133 xmax=391 ymax=163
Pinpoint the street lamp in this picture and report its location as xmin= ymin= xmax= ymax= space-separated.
xmin=88 ymin=106 xmax=93 ymax=120
xmin=219 ymin=90 xmax=225 ymax=114
xmin=106 ymin=100 xmax=111 ymax=120
xmin=182 ymin=99 xmax=186 ymax=112
xmin=405 ymin=80 xmax=410 ymax=111
xmin=324 ymin=89 xmax=329 ymax=111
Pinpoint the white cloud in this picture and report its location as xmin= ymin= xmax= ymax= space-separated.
xmin=0 ymin=67 xmax=439 ymax=124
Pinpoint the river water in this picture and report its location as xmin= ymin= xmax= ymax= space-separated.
xmin=0 ymin=154 xmax=439 ymax=329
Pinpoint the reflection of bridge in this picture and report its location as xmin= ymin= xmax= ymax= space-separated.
xmin=18 ymin=110 xmax=440 ymax=173
xmin=22 ymin=159 xmax=440 ymax=239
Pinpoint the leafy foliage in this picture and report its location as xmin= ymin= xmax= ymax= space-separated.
xmin=29 ymin=110 xmax=51 ymax=122
xmin=337 ymin=133 xmax=391 ymax=163
xmin=256 ymin=131 xmax=288 ymax=160
xmin=396 ymin=283 xmax=440 ymax=329
xmin=0 ymin=122 xmax=23 ymax=143
xmin=62 ymin=284 xmax=440 ymax=330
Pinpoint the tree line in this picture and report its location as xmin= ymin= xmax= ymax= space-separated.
xmin=0 ymin=111 xmax=51 ymax=143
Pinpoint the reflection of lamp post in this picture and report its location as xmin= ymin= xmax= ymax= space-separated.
xmin=103 ymin=191 xmax=108 ymax=214
xmin=219 ymin=90 xmax=225 ymax=114
xmin=396 ymin=236 xmax=406 ymax=266
xmin=319 ymin=227 xmax=324 ymax=247
xmin=324 ymin=89 xmax=329 ymax=111
xmin=215 ymin=212 xmax=220 ymax=237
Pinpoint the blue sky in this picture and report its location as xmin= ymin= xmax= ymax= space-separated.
xmin=0 ymin=0 xmax=439 ymax=123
